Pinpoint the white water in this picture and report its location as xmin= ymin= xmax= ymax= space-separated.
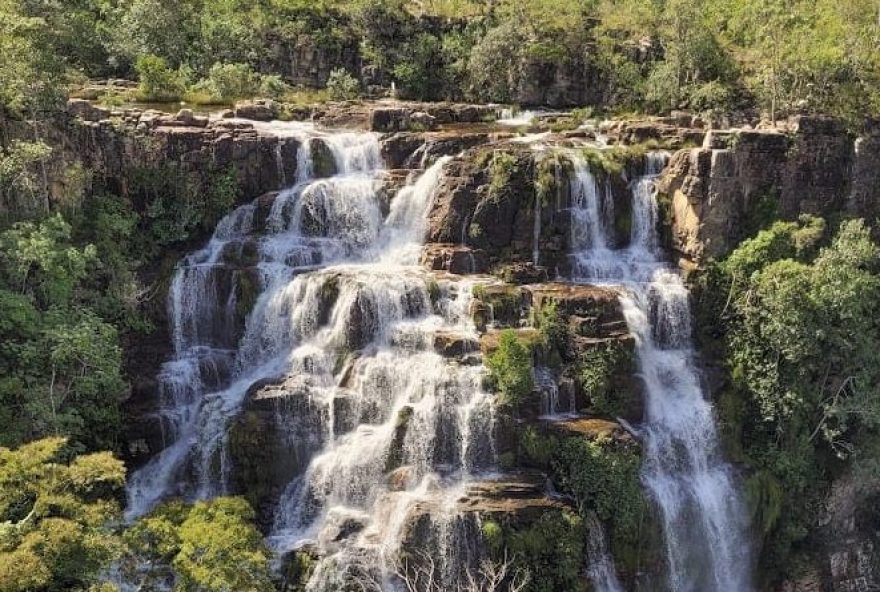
xmin=586 ymin=513 xmax=626 ymax=592
xmin=498 ymin=108 xmax=537 ymax=126
xmin=568 ymin=151 xmax=752 ymax=592
xmin=126 ymin=125 xmax=495 ymax=591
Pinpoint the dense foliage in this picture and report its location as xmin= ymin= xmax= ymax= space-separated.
xmin=0 ymin=437 xmax=125 ymax=592
xmin=123 ymin=497 xmax=274 ymax=591
xmin=695 ymin=216 xmax=880 ymax=584
xmin=0 ymin=0 xmax=876 ymax=121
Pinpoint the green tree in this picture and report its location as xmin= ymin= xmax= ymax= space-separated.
xmin=135 ymin=55 xmax=187 ymax=102
xmin=0 ymin=215 xmax=127 ymax=450
xmin=0 ymin=437 xmax=126 ymax=592
xmin=123 ymin=497 xmax=274 ymax=592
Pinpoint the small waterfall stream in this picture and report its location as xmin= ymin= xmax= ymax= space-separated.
xmin=568 ymin=152 xmax=753 ymax=592
xmin=126 ymin=125 xmax=495 ymax=590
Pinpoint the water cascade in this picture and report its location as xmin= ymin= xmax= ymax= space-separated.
xmin=585 ymin=513 xmax=626 ymax=592
xmin=568 ymin=152 xmax=753 ymax=591
xmin=126 ymin=124 xmax=496 ymax=590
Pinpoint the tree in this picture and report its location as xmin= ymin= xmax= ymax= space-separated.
xmin=123 ymin=497 xmax=274 ymax=592
xmin=0 ymin=215 xmax=127 ymax=450
xmin=0 ymin=437 xmax=126 ymax=592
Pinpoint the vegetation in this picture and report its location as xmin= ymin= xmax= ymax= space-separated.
xmin=325 ymin=68 xmax=360 ymax=101
xmin=577 ymin=341 xmax=636 ymax=418
xmin=516 ymin=427 xmax=655 ymax=574
xmin=486 ymin=329 xmax=534 ymax=408
xmin=695 ymin=216 xmax=880 ymax=584
xmin=1 ymin=0 xmax=880 ymax=589
xmin=123 ymin=497 xmax=274 ymax=592
xmin=1 ymin=0 xmax=875 ymax=123
xmin=0 ymin=437 xmax=126 ymax=592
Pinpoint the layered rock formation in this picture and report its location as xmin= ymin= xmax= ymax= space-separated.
xmin=657 ymin=116 xmax=880 ymax=263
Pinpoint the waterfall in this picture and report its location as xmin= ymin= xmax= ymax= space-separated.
xmin=585 ymin=513 xmax=625 ymax=592
xmin=568 ymin=152 xmax=752 ymax=591
xmin=126 ymin=125 xmax=496 ymax=591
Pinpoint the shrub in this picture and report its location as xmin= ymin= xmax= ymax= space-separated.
xmin=486 ymin=329 xmax=534 ymax=407
xmin=196 ymin=62 xmax=260 ymax=102
xmin=325 ymin=68 xmax=360 ymax=101
xmin=688 ymin=80 xmax=734 ymax=112
xmin=578 ymin=341 xmax=634 ymax=417
xmin=258 ymin=74 xmax=289 ymax=100
xmin=135 ymin=54 xmax=186 ymax=101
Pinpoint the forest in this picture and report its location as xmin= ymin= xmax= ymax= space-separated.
xmin=1 ymin=0 xmax=880 ymax=591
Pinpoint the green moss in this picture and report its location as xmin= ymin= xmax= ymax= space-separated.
xmin=531 ymin=300 xmax=566 ymax=368
xmin=235 ymin=269 xmax=260 ymax=319
xmin=489 ymin=151 xmax=519 ymax=197
xmin=481 ymin=519 xmax=504 ymax=553
xmin=283 ymin=549 xmax=317 ymax=592
xmin=473 ymin=284 xmax=524 ymax=327
xmin=385 ymin=406 xmax=414 ymax=472
xmin=425 ymin=278 xmax=441 ymax=306
xmin=534 ymin=152 xmax=570 ymax=208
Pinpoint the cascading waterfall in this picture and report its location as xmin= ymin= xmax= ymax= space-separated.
xmin=126 ymin=124 xmax=495 ymax=591
xmin=568 ymin=151 xmax=752 ymax=592
xmin=585 ymin=513 xmax=625 ymax=592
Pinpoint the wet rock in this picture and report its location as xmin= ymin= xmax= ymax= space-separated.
xmin=371 ymin=107 xmax=412 ymax=132
xmin=526 ymin=283 xmax=624 ymax=336
xmin=385 ymin=406 xmax=413 ymax=473
xmin=496 ymin=262 xmax=549 ymax=285
xmin=310 ymin=138 xmax=338 ymax=178
xmin=473 ymin=284 xmax=528 ymax=328
xmin=420 ymin=243 xmax=489 ymax=274
xmin=546 ymin=417 xmax=634 ymax=443
xmin=433 ymin=331 xmax=479 ymax=358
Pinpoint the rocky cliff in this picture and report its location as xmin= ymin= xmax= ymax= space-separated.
xmin=657 ymin=117 xmax=880 ymax=263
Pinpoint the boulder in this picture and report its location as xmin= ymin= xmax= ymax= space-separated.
xmin=234 ymin=99 xmax=280 ymax=121
xmin=67 ymin=98 xmax=109 ymax=122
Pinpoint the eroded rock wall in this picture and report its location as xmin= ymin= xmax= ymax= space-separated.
xmin=658 ymin=116 xmax=880 ymax=263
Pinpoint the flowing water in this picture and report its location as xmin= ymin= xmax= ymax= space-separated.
xmin=568 ymin=152 xmax=752 ymax=592
xmin=126 ymin=125 xmax=495 ymax=590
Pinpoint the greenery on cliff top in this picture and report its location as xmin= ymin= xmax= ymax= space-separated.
xmin=2 ymin=0 xmax=879 ymax=123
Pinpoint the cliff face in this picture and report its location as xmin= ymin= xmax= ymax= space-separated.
xmin=657 ymin=117 xmax=880 ymax=263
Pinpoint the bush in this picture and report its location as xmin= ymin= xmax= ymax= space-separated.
xmin=325 ymin=68 xmax=360 ymax=101
xmin=578 ymin=341 xmax=634 ymax=417
xmin=194 ymin=62 xmax=260 ymax=103
xmin=258 ymin=74 xmax=289 ymax=100
xmin=688 ymin=80 xmax=734 ymax=112
xmin=486 ymin=329 xmax=534 ymax=407
xmin=135 ymin=54 xmax=186 ymax=101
